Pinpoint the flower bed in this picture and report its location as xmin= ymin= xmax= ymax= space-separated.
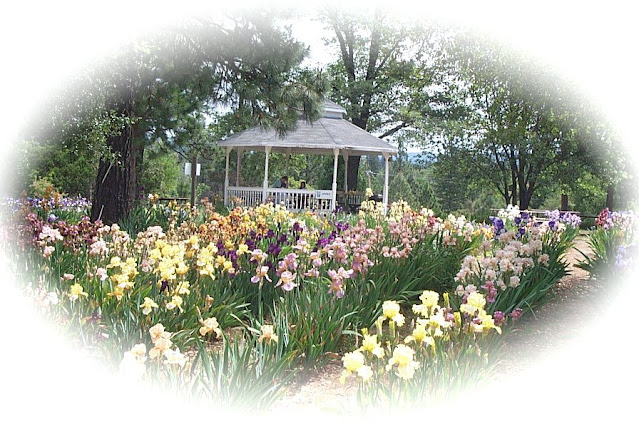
xmin=577 ymin=208 xmax=638 ymax=283
xmin=1 ymin=197 xmax=584 ymax=412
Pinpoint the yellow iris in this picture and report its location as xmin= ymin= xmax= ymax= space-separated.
xmin=404 ymin=323 xmax=429 ymax=345
xmin=387 ymin=344 xmax=419 ymax=380
xmin=342 ymin=350 xmax=365 ymax=372
xmin=140 ymin=297 xmax=158 ymax=315
xmin=175 ymin=261 xmax=189 ymax=276
xmin=461 ymin=292 xmax=487 ymax=315
xmin=199 ymin=317 xmax=223 ymax=337
xmin=68 ymin=283 xmax=88 ymax=301
xmin=419 ymin=290 xmax=439 ymax=309
xmin=360 ymin=334 xmax=384 ymax=358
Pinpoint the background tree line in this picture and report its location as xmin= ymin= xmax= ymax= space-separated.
xmin=14 ymin=8 xmax=637 ymax=223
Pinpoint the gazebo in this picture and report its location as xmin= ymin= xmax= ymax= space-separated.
xmin=217 ymin=99 xmax=398 ymax=213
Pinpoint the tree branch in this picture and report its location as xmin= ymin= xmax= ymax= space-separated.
xmin=379 ymin=121 xmax=409 ymax=139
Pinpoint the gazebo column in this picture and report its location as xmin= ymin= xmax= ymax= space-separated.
xmin=263 ymin=146 xmax=271 ymax=203
xmin=235 ymin=147 xmax=243 ymax=186
xmin=224 ymin=146 xmax=232 ymax=206
xmin=331 ymin=148 xmax=339 ymax=211
xmin=382 ymin=152 xmax=390 ymax=215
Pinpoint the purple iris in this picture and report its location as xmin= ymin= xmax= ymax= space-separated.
xmin=160 ymin=280 xmax=170 ymax=293
xmin=489 ymin=217 xmax=505 ymax=236
xmin=245 ymin=239 xmax=256 ymax=250
xmin=316 ymin=237 xmax=330 ymax=249
xmin=267 ymin=243 xmax=281 ymax=256
xmin=509 ymin=308 xmax=523 ymax=320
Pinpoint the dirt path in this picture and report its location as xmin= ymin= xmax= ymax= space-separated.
xmin=490 ymin=235 xmax=603 ymax=375
xmin=269 ymin=235 xmax=607 ymax=414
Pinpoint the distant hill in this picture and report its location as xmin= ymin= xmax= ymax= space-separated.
xmin=406 ymin=152 xmax=433 ymax=165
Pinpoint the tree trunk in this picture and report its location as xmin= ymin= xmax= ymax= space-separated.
xmin=91 ymin=89 xmax=135 ymax=224
xmin=519 ymin=181 xmax=534 ymax=210
xmin=510 ymin=167 xmax=518 ymax=206
xmin=346 ymin=155 xmax=361 ymax=192
xmin=606 ymin=184 xmax=614 ymax=211
xmin=561 ymin=193 xmax=568 ymax=211
xmin=190 ymin=154 xmax=198 ymax=209
xmin=501 ymin=190 xmax=510 ymax=208
xmin=347 ymin=116 xmax=370 ymax=192
xmin=132 ymin=124 xmax=145 ymax=202
xmin=509 ymin=183 xmax=517 ymax=207
xmin=520 ymin=191 xmax=531 ymax=210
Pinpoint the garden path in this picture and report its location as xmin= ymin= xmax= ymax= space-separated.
xmin=269 ymin=235 xmax=608 ymax=414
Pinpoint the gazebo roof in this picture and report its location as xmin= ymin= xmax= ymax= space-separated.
xmin=217 ymin=99 xmax=398 ymax=156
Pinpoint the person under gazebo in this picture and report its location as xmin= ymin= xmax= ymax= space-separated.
xmin=272 ymin=176 xmax=288 ymax=188
xmin=296 ymin=180 xmax=308 ymax=209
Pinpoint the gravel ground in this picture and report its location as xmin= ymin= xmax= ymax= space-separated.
xmin=268 ymin=235 xmax=614 ymax=416
xmin=492 ymin=235 xmax=601 ymax=375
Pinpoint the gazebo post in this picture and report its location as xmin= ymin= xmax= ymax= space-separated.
xmin=235 ymin=147 xmax=242 ymax=186
xmin=224 ymin=146 xmax=232 ymax=206
xmin=263 ymin=146 xmax=271 ymax=203
xmin=383 ymin=152 xmax=390 ymax=215
xmin=332 ymin=148 xmax=339 ymax=211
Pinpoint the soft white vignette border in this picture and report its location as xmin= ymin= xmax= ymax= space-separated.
xmin=0 ymin=1 xmax=636 ymax=421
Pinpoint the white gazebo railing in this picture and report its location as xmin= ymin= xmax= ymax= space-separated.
xmin=226 ymin=187 xmax=333 ymax=213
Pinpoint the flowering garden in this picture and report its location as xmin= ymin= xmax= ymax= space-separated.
xmin=1 ymin=191 xmax=636 ymax=414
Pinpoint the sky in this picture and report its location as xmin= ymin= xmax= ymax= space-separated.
xmin=289 ymin=16 xmax=334 ymax=67
xmin=2 ymin=1 xmax=637 ymax=149
xmin=0 ymin=1 xmax=637 ymax=420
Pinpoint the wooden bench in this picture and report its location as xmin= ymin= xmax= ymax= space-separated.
xmin=523 ymin=209 xmax=550 ymax=222
xmin=338 ymin=192 xmax=368 ymax=214
xmin=157 ymin=197 xmax=190 ymax=205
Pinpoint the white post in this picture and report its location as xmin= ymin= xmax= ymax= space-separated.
xmin=383 ymin=152 xmax=390 ymax=215
xmin=263 ymin=146 xmax=271 ymax=203
xmin=332 ymin=148 xmax=339 ymax=212
xmin=235 ymin=147 xmax=242 ymax=186
xmin=224 ymin=147 xmax=232 ymax=206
